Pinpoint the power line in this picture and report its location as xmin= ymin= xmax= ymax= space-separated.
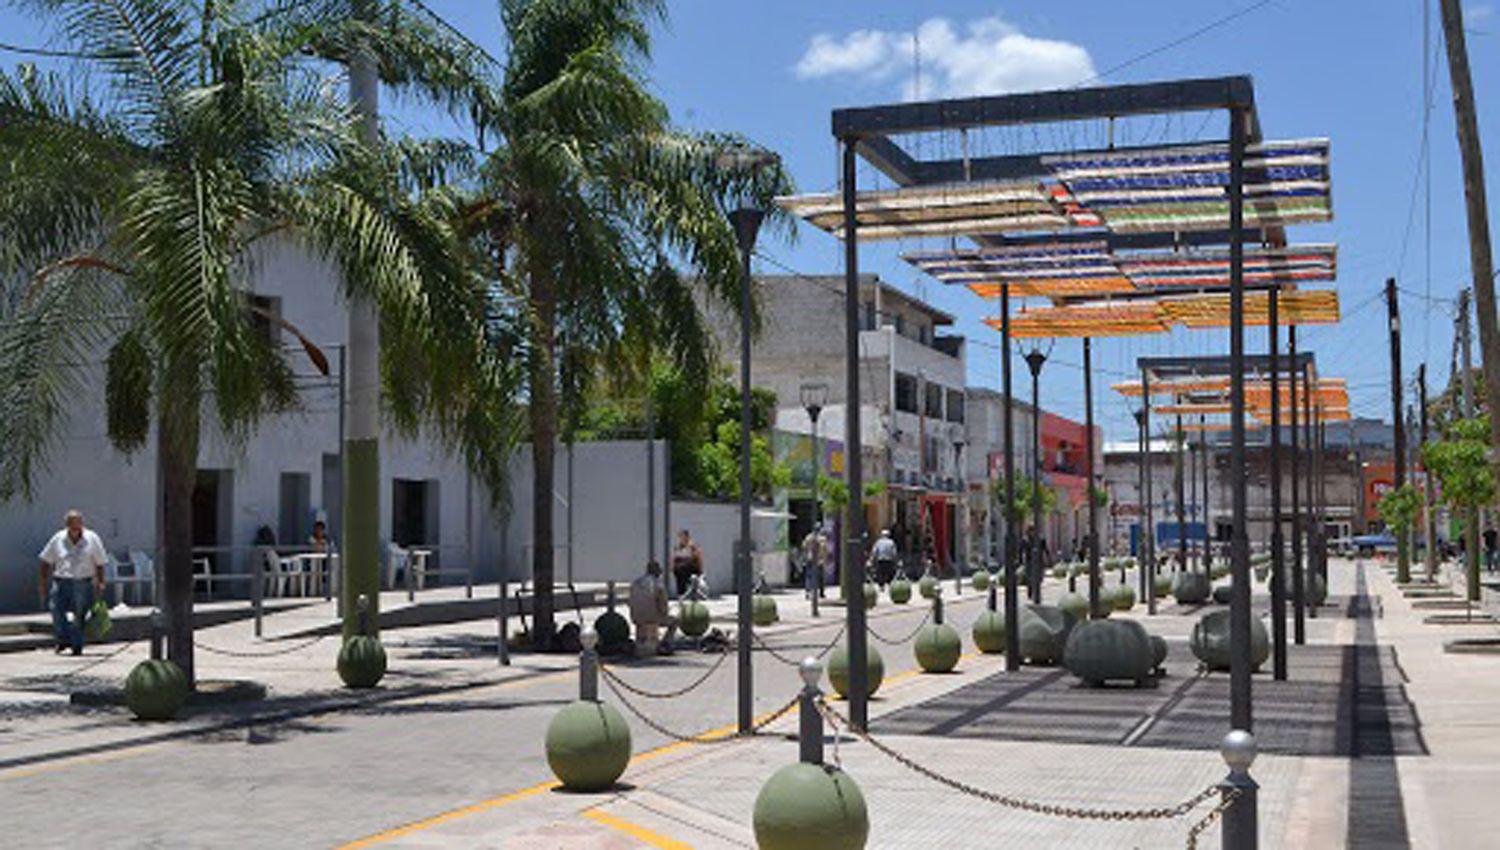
xmin=1074 ymin=0 xmax=1277 ymax=87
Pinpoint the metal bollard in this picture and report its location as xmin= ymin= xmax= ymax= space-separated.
xmin=356 ymin=594 xmax=371 ymax=636
xmin=933 ymin=591 xmax=945 ymax=625
xmin=149 ymin=608 xmax=165 ymax=661
xmin=497 ymin=572 xmax=510 ymax=667
xmin=251 ymin=547 xmax=264 ymax=639
xmin=987 ymin=579 xmax=997 ymax=612
xmin=1220 ymin=729 xmax=1259 ymax=850
xmin=579 ymin=628 xmax=600 ymax=702
xmin=798 ymin=656 xmax=824 ymax=765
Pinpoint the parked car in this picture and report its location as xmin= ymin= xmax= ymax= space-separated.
xmin=1350 ymin=533 xmax=1397 ymax=556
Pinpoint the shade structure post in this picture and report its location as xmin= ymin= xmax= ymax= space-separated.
xmin=1225 ymin=102 xmax=1257 ymax=849
xmin=1304 ymin=358 xmax=1317 ymax=620
xmin=1002 ymin=286 xmax=1020 ymax=672
xmin=1084 ymin=338 xmax=1101 ymax=617
xmin=1227 ymin=105 xmax=1255 ymax=737
xmin=1175 ymin=415 xmax=1187 ymax=574
xmin=840 ymin=139 xmax=870 ymax=731
xmin=1269 ymin=288 xmax=1288 ymax=681
xmin=1141 ymin=369 xmax=1156 ymax=615
xmin=1289 ymin=328 xmax=1305 ymax=643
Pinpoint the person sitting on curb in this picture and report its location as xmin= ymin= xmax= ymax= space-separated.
xmin=628 ymin=560 xmax=678 ymax=657
xmin=37 ymin=509 xmax=107 ymax=656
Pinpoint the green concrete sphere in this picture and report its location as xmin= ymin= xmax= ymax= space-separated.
xmin=753 ymin=762 xmax=870 ymax=850
xmin=1111 ymin=585 xmax=1137 ymax=611
xmin=864 ymin=583 xmax=878 ymax=610
xmin=1212 ymin=585 xmax=1233 ymax=605
xmin=124 ymin=658 xmax=188 ymax=721
xmin=1153 ymin=574 xmax=1173 ymax=598
xmin=753 ymin=594 xmax=780 ymax=627
xmin=594 ymin=611 xmax=631 ymax=648
xmin=1051 ymin=565 xmax=1068 ymax=579
xmin=1190 ymin=609 xmax=1271 ymax=672
xmin=914 ymin=623 xmax=962 ymax=673
xmin=1063 ymin=619 xmax=1155 ymax=686
xmin=679 ymin=600 xmax=711 ymax=637
xmin=545 ymin=700 xmax=632 ymax=791
xmin=1018 ymin=605 xmax=1070 ymax=665
xmin=1150 ymin=634 xmax=1169 ymax=669
xmin=972 ymin=610 xmax=1007 ymax=654
xmin=917 ymin=575 xmax=939 ymax=600
xmin=337 ymin=634 xmax=388 ymax=689
xmin=1057 ymin=592 xmax=1089 ymax=623
xmin=971 ymin=570 xmax=990 ymax=592
xmin=889 ymin=578 xmax=912 ymax=604
xmin=827 ymin=643 xmax=884 ymax=698
xmin=1172 ymin=572 xmax=1212 ymax=605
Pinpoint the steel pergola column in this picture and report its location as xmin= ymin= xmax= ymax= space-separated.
xmin=1001 ymin=284 xmax=1020 ymax=671
xmin=1142 ymin=369 xmax=1156 ymax=615
xmin=1289 ymin=327 xmax=1305 ymax=642
xmin=839 ymin=138 xmax=869 ymax=731
xmin=1085 ymin=338 xmax=1101 ymax=618
xmin=1176 ymin=415 xmax=1188 ymax=574
xmin=1269 ymin=290 xmax=1287 ymax=680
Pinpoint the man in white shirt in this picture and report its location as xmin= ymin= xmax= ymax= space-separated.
xmin=37 ymin=509 xmax=108 ymax=655
xmin=868 ymin=528 xmax=899 ymax=587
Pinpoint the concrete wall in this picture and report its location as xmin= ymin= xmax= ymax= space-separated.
xmin=667 ymin=498 xmax=785 ymax=596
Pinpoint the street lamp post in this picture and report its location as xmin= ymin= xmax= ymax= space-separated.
xmin=801 ymin=381 xmax=829 ymax=618
xmin=729 ymin=205 xmax=764 ymax=736
xmin=1025 ymin=349 xmax=1047 ymax=603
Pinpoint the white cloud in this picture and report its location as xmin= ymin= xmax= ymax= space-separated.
xmin=793 ymin=15 xmax=1096 ymax=99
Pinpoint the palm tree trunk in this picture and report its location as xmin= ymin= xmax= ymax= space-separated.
xmin=529 ymin=274 xmax=558 ymax=646
xmin=158 ymin=360 xmax=200 ymax=685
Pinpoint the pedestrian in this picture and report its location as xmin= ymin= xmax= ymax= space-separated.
xmin=800 ymin=528 xmax=826 ymax=599
xmin=309 ymin=517 xmax=334 ymax=553
xmin=1485 ymin=529 xmax=1498 ymax=574
xmin=867 ymin=529 xmax=898 ymax=587
xmin=671 ymin=529 xmax=704 ymax=597
xmin=37 ymin=509 xmax=108 ymax=656
xmin=628 ymin=560 xmax=678 ymax=656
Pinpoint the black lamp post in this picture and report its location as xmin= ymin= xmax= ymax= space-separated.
xmin=1025 ymin=348 xmax=1047 ymax=603
xmin=728 ymin=204 xmax=763 ymax=736
xmin=800 ymin=381 xmax=829 ymax=617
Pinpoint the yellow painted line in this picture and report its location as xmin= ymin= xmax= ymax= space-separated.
xmin=581 ymin=809 xmax=694 ymax=850
xmin=337 ymin=709 xmax=778 ymax=848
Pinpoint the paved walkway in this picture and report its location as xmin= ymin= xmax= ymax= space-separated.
xmin=2 ymin=558 xmax=1498 ymax=848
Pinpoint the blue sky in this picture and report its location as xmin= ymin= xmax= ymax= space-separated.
xmin=3 ymin=1 xmax=1496 ymax=443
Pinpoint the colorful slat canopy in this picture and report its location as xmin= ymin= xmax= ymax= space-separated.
xmin=1115 ymin=244 xmax=1336 ymax=289
xmin=997 ymin=289 xmax=1337 ymax=339
xmin=989 ymin=301 xmax=1171 ymax=338
xmin=1044 ymin=139 xmax=1332 ymax=233
xmin=773 ymin=181 xmax=1066 ymax=241
xmin=1158 ymin=289 xmax=1341 ymax=327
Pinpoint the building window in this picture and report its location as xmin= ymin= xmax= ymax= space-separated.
xmin=894 ymin=313 xmax=906 ymax=337
xmin=861 ymin=300 xmax=877 ymax=331
xmin=946 ymin=389 xmax=965 ymax=424
xmin=924 ymin=382 xmax=943 ymax=419
xmin=895 ymin=372 xmax=918 ymax=414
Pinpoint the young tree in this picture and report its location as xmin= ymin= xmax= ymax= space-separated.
xmin=464 ymin=0 xmax=791 ymax=646
xmin=1424 ymin=416 xmax=1496 ymax=601
xmin=1378 ymin=484 xmax=1424 ymax=577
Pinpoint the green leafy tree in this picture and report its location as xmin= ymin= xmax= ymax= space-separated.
xmin=1423 ymin=416 xmax=1496 ymax=599
xmin=462 ymin=0 xmax=792 ymax=645
xmin=1378 ymin=483 xmax=1424 ymax=577
xmin=1002 ymin=475 xmax=1057 ymax=528
xmin=0 ymin=0 xmax=510 ymax=680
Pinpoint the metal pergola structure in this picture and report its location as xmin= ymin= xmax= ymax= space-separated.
xmin=794 ymin=74 xmax=1330 ymax=848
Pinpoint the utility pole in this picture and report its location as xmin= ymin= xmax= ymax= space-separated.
xmin=1419 ymin=365 xmax=1438 ymax=580
xmin=1386 ymin=278 xmax=1410 ymax=583
xmin=1458 ymin=289 xmax=1481 ymax=586
xmin=1438 ymin=0 xmax=1500 ymax=475
xmin=343 ymin=0 xmax=381 ymax=638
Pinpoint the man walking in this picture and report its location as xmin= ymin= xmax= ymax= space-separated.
xmin=868 ymin=528 xmax=899 ymax=587
xmin=37 ymin=510 xmax=108 ymax=655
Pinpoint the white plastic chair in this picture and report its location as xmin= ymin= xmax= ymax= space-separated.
xmin=128 ymin=550 xmax=156 ymax=606
xmin=386 ymin=543 xmax=409 ymax=590
xmin=192 ymin=557 xmax=214 ymax=598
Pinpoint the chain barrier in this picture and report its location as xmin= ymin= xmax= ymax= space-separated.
xmin=751 ymin=623 xmax=845 ymax=668
xmin=601 ymin=672 xmax=800 ymax=745
xmin=54 ymin=639 xmax=138 ymax=679
xmin=865 ymin=610 xmax=932 ymax=646
xmin=816 ymin=697 xmax=1222 ymax=832
xmin=598 ymin=649 xmax=730 ymax=700
xmin=1183 ymin=787 xmax=1241 ymax=850
xmin=193 ymin=633 xmax=327 ymax=658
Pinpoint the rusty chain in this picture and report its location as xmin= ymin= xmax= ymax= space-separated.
xmin=1184 ymin=786 xmax=1241 ymax=850
xmin=601 ymin=672 xmax=799 ymax=745
xmin=54 ymin=639 xmax=138 ymax=679
xmin=865 ymin=610 xmax=932 ymax=646
xmin=816 ymin=697 xmax=1223 ymax=829
xmin=751 ymin=623 xmax=845 ymax=667
xmin=598 ymin=649 xmax=730 ymax=700
xmin=193 ymin=633 xmax=327 ymax=658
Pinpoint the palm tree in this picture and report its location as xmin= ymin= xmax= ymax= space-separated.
xmin=0 ymin=0 xmax=513 ymax=681
xmin=466 ymin=0 xmax=791 ymax=645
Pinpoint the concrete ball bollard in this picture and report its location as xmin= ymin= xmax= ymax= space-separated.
xmin=970 ymin=570 xmax=990 ymax=592
xmin=888 ymin=577 xmax=912 ymax=604
xmin=593 ymin=610 xmax=631 ymax=649
xmin=971 ymin=610 xmax=1006 ymax=654
xmin=753 ymin=594 xmax=780 ymax=627
xmin=1111 ymin=585 xmax=1137 ymax=611
xmin=1057 ymin=592 xmax=1089 ymax=624
xmin=124 ymin=658 xmax=189 ymax=721
xmin=827 ymin=643 xmax=884 ymax=698
xmin=914 ymin=622 xmax=962 ymax=673
xmin=917 ymin=574 xmax=939 ymax=600
xmin=753 ymin=762 xmax=870 ymax=850
xmin=337 ymin=634 xmax=388 ymax=689
xmin=679 ymin=600 xmax=711 ymax=637
xmin=863 ymin=583 xmax=878 ymax=610
xmin=545 ymin=629 xmax=631 ymax=792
